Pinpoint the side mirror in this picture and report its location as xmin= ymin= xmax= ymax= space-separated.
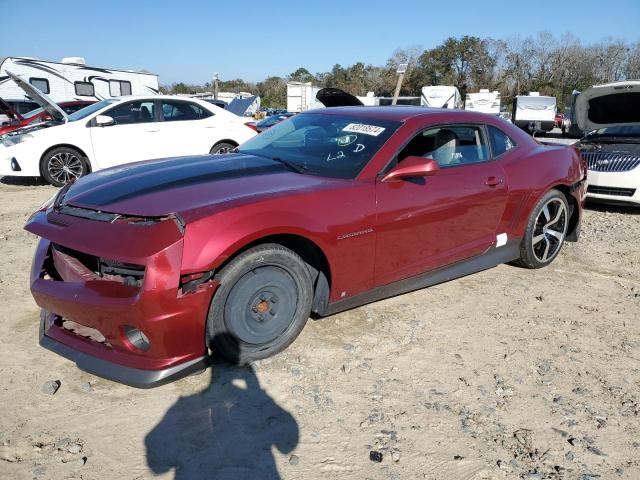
xmin=381 ymin=156 xmax=440 ymax=182
xmin=95 ymin=115 xmax=115 ymax=127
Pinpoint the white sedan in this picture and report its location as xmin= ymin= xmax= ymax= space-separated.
xmin=0 ymin=74 xmax=256 ymax=186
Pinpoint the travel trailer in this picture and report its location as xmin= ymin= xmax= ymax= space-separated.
xmin=512 ymin=92 xmax=557 ymax=133
xmin=421 ymin=86 xmax=462 ymax=108
xmin=464 ymin=89 xmax=500 ymax=115
xmin=0 ymin=56 xmax=159 ymax=103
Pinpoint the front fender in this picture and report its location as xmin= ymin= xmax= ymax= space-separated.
xmin=182 ymin=208 xmax=332 ymax=274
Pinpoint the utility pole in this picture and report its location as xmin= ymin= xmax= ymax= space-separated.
xmin=213 ymin=72 xmax=219 ymax=100
xmin=392 ymin=63 xmax=408 ymax=105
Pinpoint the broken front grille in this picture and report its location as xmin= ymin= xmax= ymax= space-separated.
xmin=587 ymin=185 xmax=636 ymax=197
xmin=50 ymin=244 xmax=145 ymax=287
xmin=581 ymin=151 xmax=640 ymax=172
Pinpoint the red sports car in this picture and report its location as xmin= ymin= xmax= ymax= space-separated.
xmin=25 ymin=107 xmax=586 ymax=387
xmin=0 ymin=100 xmax=95 ymax=136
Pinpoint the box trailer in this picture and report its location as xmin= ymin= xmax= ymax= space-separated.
xmin=512 ymin=92 xmax=557 ymax=132
xmin=0 ymin=56 xmax=159 ymax=103
xmin=464 ymin=89 xmax=500 ymax=115
xmin=562 ymin=90 xmax=583 ymax=137
xmin=421 ymin=86 xmax=462 ymax=108
xmin=287 ymin=82 xmax=324 ymax=112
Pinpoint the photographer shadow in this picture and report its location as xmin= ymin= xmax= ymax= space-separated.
xmin=145 ymin=334 xmax=298 ymax=480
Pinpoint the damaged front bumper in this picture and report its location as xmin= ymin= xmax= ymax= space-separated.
xmin=26 ymin=207 xmax=217 ymax=388
xmin=39 ymin=310 xmax=211 ymax=388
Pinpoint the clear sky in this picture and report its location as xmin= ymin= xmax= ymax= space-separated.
xmin=2 ymin=0 xmax=639 ymax=85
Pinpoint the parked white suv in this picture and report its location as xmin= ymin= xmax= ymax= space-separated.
xmin=0 ymin=72 xmax=256 ymax=186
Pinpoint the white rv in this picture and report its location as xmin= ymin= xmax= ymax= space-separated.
xmin=512 ymin=92 xmax=557 ymax=132
xmin=0 ymin=56 xmax=159 ymax=103
xmin=464 ymin=89 xmax=500 ymax=115
xmin=421 ymin=86 xmax=462 ymax=109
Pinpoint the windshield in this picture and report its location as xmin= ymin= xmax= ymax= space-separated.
xmin=588 ymin=125 xmax=640 ymax=138
xmin=258 ymin=115 xmax=290 ymax=127
xmin=238 ymin=113 xmax=401 ymax=179
xmin=67 ymin=99 xmax=118 ymax=122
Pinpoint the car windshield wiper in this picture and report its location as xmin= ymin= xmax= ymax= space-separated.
xmin=267 ymin=156 xmax=307 ymax=174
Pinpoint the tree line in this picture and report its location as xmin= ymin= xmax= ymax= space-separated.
xmin=161 ymin=32 xmax=640 ymax=110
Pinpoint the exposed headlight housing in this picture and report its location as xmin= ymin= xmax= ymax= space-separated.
xmin=38 ymin=191 xmax=59 ymax=212
xmin=2 ymin=133 xmax=33 ymax=147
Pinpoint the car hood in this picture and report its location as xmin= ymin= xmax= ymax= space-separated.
xmin=576 ymin=81 xmax=640 ymax=132
xmin=62 ymin=154 xmax=338 ymax=221
xmin=0 ymin=97 xmax=23 ymax=122
xmin=6 ymin=71 xmax=68 ymax=123
xmin=316 ymin=88 xmax=363 ymax=107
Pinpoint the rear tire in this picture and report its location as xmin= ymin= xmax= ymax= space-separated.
xmin=209 ymin=142 xmax=236 ymax=154
xmin=517 ymin=189 xmax=569 ymax=269
xmin=40 ymin=147 xmax=88 ymax=187
xmin=207 ymin=244 xmax=313 ymax=364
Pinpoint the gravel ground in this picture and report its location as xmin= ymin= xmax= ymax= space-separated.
xmin=0 ymin=178 xmax=638 ymax=480
xmin=536 ymin=129 xmax=579 ymax=146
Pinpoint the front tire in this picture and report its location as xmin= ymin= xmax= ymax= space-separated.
xmin=209 ymin=142 xmax=236 ymax=154
xmin=40 ymin=147 xmax=88 ymax=187
xmin=207 ymin=244 xmax=313 ymax=364
xmin=517 ymin=189 xmax=569 ymax=269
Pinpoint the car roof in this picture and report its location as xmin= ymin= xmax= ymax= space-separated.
xmin=113 ymin=95 xmax=216 ymax=101
xmin=306 ymin=106 xmax=500 ymax=123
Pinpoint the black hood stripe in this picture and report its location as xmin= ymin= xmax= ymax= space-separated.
xmin=66 ymin=155 xmax=286 ymax=207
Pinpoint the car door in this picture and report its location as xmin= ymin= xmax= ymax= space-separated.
xmin=89 ymin=99 xmax=163 ymax=169
xmin=374 ymin=124 xmax=508 ymax=286
xmin=157 ymin=99 xmax=217 ymax=157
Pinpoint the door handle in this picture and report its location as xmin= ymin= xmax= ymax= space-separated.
xmin=485 ymin=176 xmax=503 ymax=187
xmin=146 ymin=128 xmax=160 ymax=133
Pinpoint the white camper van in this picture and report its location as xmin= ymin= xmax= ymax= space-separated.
xmin=421 ymin=86 xmax=462 ymax=109
xmin=512 ymin=92 xmax=557 ymax=133
xmin=464 ymin=89 xmax=500 ymax=115
xmin=0 ymin=56 xmax=159 ymax=103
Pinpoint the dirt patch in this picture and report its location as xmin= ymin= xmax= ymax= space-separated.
xmin=0 ymin=183 xmax=638 ymax=479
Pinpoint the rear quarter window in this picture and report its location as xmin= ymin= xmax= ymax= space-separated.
xmin=488 ymin=125 xmax=516 ymax=157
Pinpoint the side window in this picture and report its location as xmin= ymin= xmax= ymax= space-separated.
xmin=104 ymin=101 xmax=156 ymax=125
xmin=14 ymin=102 xmax=40 ymax=114
xmin=161 ymin=101 xmax=212 ymax=122
xmin=29 ymin=77 xmax=50 ymax=94
xmin=488 ymin=125 xmax=516 ymax=157
xmin=398 ymin=125 xmax=490 ymax=167
xmin=75 ymin=81 xmax=95 ymax=97
xmin=120 ymin=81 xmax=132 ymax=96
xmin=109 ymin=80 xmax=132 ymax=97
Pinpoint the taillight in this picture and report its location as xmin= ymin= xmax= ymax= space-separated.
xmin=246 ymin=122 xmax=258 ymax=132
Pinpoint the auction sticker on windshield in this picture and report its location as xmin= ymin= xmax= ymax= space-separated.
xmin=342 ymin=123 xmax=386 ymax=136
